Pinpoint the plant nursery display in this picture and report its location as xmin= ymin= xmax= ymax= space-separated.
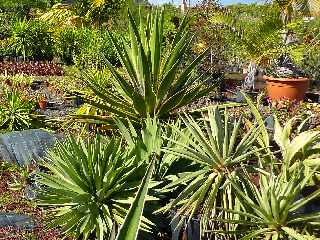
xmin=0 ymin=0 xmax=320 ymax=240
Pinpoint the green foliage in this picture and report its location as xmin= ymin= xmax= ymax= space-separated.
xmin=295 ymin=17 xmax=320 ymax=80
xmin=40 ymin=0 xmax=126 ymax=27
xmin=302 ymin=48 xmax=320 ymax=80
xmin=73 ymin=0 xmax=126 ymax=26
xmin=214 ymin=165 xmax=320 ymax=239
xmin=162 ymin=4 xmax=182 ymax=46
xmin=0 ymin=0 xmax=54 ymax=19
xmin=211 ymin=6 xmax=284 ymax=64
xmin=37 ymin=135 xmax=152 ymax=240
xmin=72 ymin=28 xmax=124 ymax=69
xmin=0 ymin=13 xmax=17 ymax=59
xmin=116 ymin=117 xmax=189 ymax=181
xmin=115 ymin=156 xmax=155 ymax=240
xmin=53 ymin=27 xmax=81 ymax=65
xmin=189 ymin=1 xmax=228 ymax=73
xmin=0 ymin=87 xmax=35 ymax=132
xmin=0 ymin=12 xmax=16 ymax=39
xmin=273 ymin=115 xmax=320 ymax=170
xmin=160 ymin=107 xmax=262 ymax=235
xmin=82 ymin=9 xmax=215 ymax=124
xmin=227 ymin=3 xmax=277 ymax=17
xmin=10 ymin=19 xmax=54 ymax=61
xmin=54 ymin=26 xmax=125 ymax=67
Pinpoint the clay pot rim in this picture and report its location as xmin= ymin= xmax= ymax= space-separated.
xmin=263 ymin=75 xmax=309 ymax=82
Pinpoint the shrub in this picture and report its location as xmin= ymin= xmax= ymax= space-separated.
xmin=0 ymin=0 xmax=53 ymax=19
xmin=160 ymin=107 xmax=261 ymax=235
xmin=72 ymin=0 xmax=126 ymax=26
xmin=55 ymin=27 xmax=123 ymax=68
xmin=0 ymin=38 xmax=15 ymax=60
xmin=0 ymin=12 xmax=15 ymax=40
xmin=54 ymin=27 xmax=82 ymax=66
xmin=10 ymin=19 xmax=54 ymax=61
xmin=72 ymin=28 xmax=123 ymax=69
xmin=301 ymin=48 xmax=320 ymax=81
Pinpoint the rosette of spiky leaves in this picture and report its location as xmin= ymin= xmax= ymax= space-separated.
xmin=0 ymin=88 xmax=35 ymax=131
xmin=37 ymin=136 xmax=152 ymax=240
xmin=81 ymin=9 xmax=216 ymax=124
xmin=115 ymin=155 xmax=156 ymax=240
xmin=115 ymin=117 xmax=190 ymax=182
xmin=160 ymin=107 xmax=262 ymax=235
xmin=273 ymin=115 xmax=320 ymax=170
xmin=213 ymin=165 xmax=320 ymax=239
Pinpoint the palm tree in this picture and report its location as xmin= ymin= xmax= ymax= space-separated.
xmin=273 ymin=0 xmax=320 ymax=24
xmin=211 ymin=7 xmax=284 ymax=89
xmin=40 ymin=0 xmax=126 ymax=26
xmin=272 ymin=0 xmax=320 ymax=55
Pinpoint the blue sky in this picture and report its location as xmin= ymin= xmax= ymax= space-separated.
xmin=149 ymin=0 xmax=259 ymax=6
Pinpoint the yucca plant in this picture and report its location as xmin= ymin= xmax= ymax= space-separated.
xmin=160 ymin=107 xmax=262 ymax=235
xmin=81 ymin=9 xmax=215 ymax=124
xmin=273 ymin=116 xmax=320 ymax=170
xmin=233 ymin=92 xmax=320 ymax=169
xmin=37 ymin=136 xmax=152 ymax=240
xmin=115 ymin=117 xmax=190 ymax=181
xmin=115 ymin=155 xmax=156 ymax=240
xmin=213 ymin=165 xmax=320 ymax=239
xmin=0 ymin=88 xmax=35 ymax=131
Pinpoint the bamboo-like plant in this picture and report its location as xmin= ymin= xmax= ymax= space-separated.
xmin=213 ymin=165 xmax=320 ymax=239
xmin=160 ymin=107 xmax=262 ymax=235
xmin=81 ymin=9 xmax=215 ymax=124
xmin=37 ymin=136 xmax=152 ymax=240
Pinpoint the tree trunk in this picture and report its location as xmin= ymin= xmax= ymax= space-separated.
xmin=243 ymin=61 xmax=256 ymax=90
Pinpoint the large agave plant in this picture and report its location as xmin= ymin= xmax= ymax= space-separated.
xmin=81 ymin=9 xmax=215 ymax=124
xmin=214 ymin=165 xmax=320 ymax=239
xmin=37 ymin=136 xmax=151 ymax=240
xmin=160 ymin=107 xmax=262 ymax=234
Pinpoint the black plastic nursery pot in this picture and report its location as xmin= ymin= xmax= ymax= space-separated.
xmin=73 ymin=95 xmax=84 ymax=107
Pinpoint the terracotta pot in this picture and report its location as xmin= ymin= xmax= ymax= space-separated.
xmin=263 ymin=76 xmax=309 ymax=101
xmin=38 ymin=100 xmax=47 ymax=110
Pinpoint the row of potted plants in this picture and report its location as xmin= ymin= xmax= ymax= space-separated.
xmin=0 ymin=62 xmax=64 ymax=76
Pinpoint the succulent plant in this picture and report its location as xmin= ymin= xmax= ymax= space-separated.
xmin=266 ymin=55 xmax=305 ymax=78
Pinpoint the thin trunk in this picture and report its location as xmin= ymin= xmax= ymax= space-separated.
xmin=243 ymin=61 xmax=256 ymax=90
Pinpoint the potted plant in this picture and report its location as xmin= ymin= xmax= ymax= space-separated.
xmin=212 ymin=1 xmax=318 ymax=96
xmin=264 ymin=55 xmax=309 ymax=101
xmin=37 ymin=93 xmax=48 ymax=110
